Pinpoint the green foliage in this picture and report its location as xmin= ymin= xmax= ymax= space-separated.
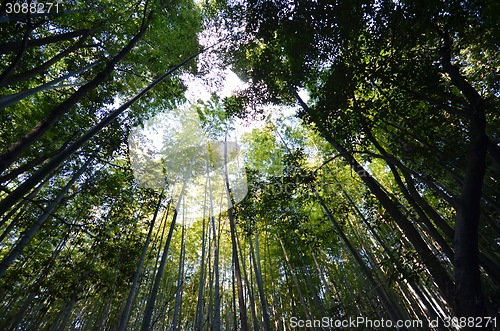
xmin=1 ymin=0 xmax=499 ymax=329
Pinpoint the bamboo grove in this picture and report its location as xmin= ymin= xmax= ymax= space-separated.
xmin=0 ymin=0 xmax=499 ymax=330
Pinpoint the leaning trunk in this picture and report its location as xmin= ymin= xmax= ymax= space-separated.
xmin=0 ymin=152 xmax=96 ymax=279
xmin=294 ymin=91 xmax=456 ymax=308
xmin=0 ymin=50 xmax=203 ymax=216
xmin=439 ymin=33 xmax=490 ymax=320
xmin=0 ymin=13 xmax=152 ymax=173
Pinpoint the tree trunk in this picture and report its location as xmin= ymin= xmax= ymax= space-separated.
xmin=248 ymin=221 xmax=271 ymax=331
xmin=0 ymin=152 xmax=96 ymax=279
xmin=276 ymin=235 xmax=311 ymax=320
xmin=0 ymin=61 xmax=97 ymax=111
xmin=117 ymin=193 xmax=167 ymax=331
xmin=0 ymin=49 xmax=202 ymax=216
xmin=0 ymin=28 xmax=92 ymax=54
xmin=439 ymin=33 xmax=490 ymax=322
xmin=224 ymin=136 xmax=249 ymax=331
xmin=388 ymin=160 xmax=500 ymax=282
xmin=194 ymin=182 xmax=208 ymax=331
xmin=140 ymin=210 xmax=178 ymax=331
xmin=334 ymin=176 xmax=446 ymax=322
xmin=211 ymin=213 xmax=221 ymax=331
xmin=314 ymin=191 xmax=403 ymax=323
xmin=171 ymin=222 xmax=186 ymax=331
xmin=0 ymin=30 xmax=94 ymax=87
xmin=51 ymin=298 xmax=77 ymax=331
xmin=453 ymin=112 xmax=489 ymax=320
xmin=236 ymin=230 xmax=259 ymax=331
xmin=365 ymin=130 xmax=455 ymax=261
xmin=6 ymin=230 xmax=70 ymax=331
xmin=0 ymin=17 xmax=36 ymax=85
xmin=294 ymin=90 xmax=456 ymax=309
xmin=141 ymin=133 xmax=202 ymax=331
xmin=0 ymin=13 xmax=152 ymax=174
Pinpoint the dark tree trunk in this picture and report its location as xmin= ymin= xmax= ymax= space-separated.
xmin=0 ymin=61 xmax=97 ymax=111
xmin=140 ymin=210 xmax=178 ymax=331
xmin=453 ymin=112 xmax=489 ymax=320
xmin=0 ymin=152 xmax=95 ymax=279
xmin=294 ymin=91 xmax=456 ymax=309
xmin=0 ymin=28 xmax=92 ymax=54
xmin=211 ymin=214 xmax=221 ymax=331
xmin=249 ymin=225 xmax=271 ymax=331
xmin=0 ymin=17 xmax=34 ymax=85
xmin=0 ymin=49 xmax=203 ymax=216
xmin=0 ymin=14 xmax=152 ymax=174
xmin=171 ymin=223 xmax=186 ymax=331
xmin=276 ymin=235 xmax=311 ymax=320
xmin=236 ymin=232 xmax=259 ymax=331
xmin=314 ymin=191 xmax=403 ymax=323
xmin=194 ymin=213 xmax=207 ymax=331
xmin=117 ymin=193 xmax=167 ymax=331
xmin=365 ymin=128 xmax=455 ymax=261
xmin=439 ymin=32 xmax=490 ymax=322
xmin=224 ymin=137 xmax=249 ymax=331
xmin=335 ymin=177 xmax=445 ymax=323
xmin=0 ymin=30 xmax=94 ymax=87
xmin=368 ymin=132 xmax=500 ymax=283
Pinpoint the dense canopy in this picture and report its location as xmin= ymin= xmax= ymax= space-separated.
xmin=0 ymin=0 xmax=498 ymax=330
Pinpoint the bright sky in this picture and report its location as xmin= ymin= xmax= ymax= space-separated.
xmin=134 ymin=67 xmax=310 ymax=169
xmin=183 ymin=69 xmax=246 ymax=102
xmin=127 ymin=29 xmax=311 ymax=222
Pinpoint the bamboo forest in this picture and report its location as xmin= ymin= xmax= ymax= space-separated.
xmin=0 ymin=0 xmax=499 ymax=330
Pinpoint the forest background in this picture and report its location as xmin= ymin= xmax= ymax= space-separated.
xmin=0 ymin=0 xmax=499 ymax=330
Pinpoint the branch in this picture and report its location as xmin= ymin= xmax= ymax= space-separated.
xmin=438 ymin=30 xmax=483 ymax=110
